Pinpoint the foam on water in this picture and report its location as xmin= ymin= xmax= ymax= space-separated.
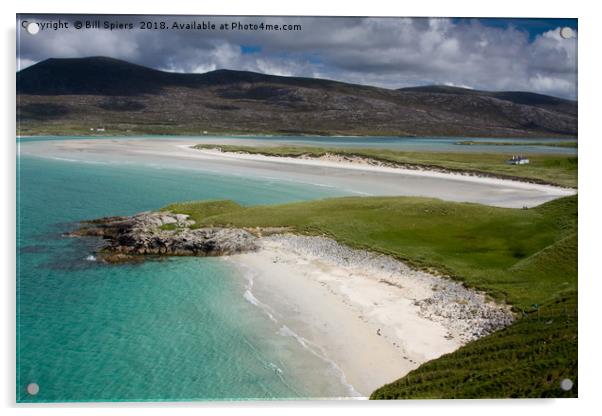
xmin=231 ymin=259 xmax=363 ymax=398
xmin=276 ymin=325 xmax=363 ymax=399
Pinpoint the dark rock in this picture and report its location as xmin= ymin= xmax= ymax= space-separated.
xmin=69 ymin=211 xmax=258 ymax=263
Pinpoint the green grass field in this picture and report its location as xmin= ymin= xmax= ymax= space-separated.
xmin=162 ymin=194 xmax=577 ymax=398
xmin=194 ymin=144 xmax=578 ymax=188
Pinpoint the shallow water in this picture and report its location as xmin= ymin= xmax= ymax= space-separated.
xmin=17 ymin=155 xmax=356 ymax=402
xmin=18 ymin=134 xmax=577 ymax=155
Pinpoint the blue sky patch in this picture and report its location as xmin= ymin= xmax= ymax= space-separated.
xmin=241 ymin=45 xmax=262 ymax=54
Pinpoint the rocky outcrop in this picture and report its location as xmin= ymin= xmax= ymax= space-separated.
xmin=68 ymin=211 xmax=258 ymax=263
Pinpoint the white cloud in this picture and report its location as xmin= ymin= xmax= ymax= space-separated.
xmin=16 ymin=15 xmax=577 ymax=98
xmin=17 ymin=58 xmax=36 ymax=71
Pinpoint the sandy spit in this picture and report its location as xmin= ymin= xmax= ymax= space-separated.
xmin=193 ymin=147 xmax=576 ymax=196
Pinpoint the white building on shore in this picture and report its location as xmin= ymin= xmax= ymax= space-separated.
xmin=506 ymin=155 xmax=530 ymax=165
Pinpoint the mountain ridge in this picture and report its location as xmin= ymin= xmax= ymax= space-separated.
xmin=17 ymin=56 xmax=376 ymax=96
xmin=398 ymin=85 xmax=576 ymax=115
xmin=17 ymin=57 xmax=577 ymax=137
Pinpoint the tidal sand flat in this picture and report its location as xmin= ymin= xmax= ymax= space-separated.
xmin=19 ymin=137 xmax=575 ymax=208
xmin=227 ymin=235 xmax=513 ymax=396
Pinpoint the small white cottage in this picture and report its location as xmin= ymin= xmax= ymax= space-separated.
xmin=506 ymin=155 xmax=530 ymax=165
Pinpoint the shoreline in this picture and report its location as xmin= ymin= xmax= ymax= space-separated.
xmin=68 ymin=210 xmax=515 ymax=397
xmin=192 ymin=146 xmax=577 ymax=192
xmin=226 ymin=234 xmax=514 ymax=397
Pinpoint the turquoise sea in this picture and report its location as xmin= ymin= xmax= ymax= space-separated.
xmin=17 ymin=153 xmax=356 ymax=402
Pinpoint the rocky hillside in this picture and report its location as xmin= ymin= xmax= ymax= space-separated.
xmin=17 ymin=57 xmax=577 ymax=137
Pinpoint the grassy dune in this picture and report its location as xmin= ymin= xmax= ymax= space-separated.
xmin=162 ymin=195 xmax=577 ymax=398
xmin=194 ymin=144 xmax=578 ymax=188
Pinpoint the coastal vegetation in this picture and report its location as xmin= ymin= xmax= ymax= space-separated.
xmin=194 ymin=144 xmax=578 ymax=188
xmin=161 ymin=195 xmax=577 ymax=398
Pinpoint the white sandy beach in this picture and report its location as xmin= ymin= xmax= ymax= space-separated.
xmin=19 ymin=137 xmax=576 ymax=208
xmin=226 ymin=235 xmax=513 ymax=397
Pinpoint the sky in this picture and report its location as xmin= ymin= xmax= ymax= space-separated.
xmin=16 ymin=15 xmax=577 ymax=99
